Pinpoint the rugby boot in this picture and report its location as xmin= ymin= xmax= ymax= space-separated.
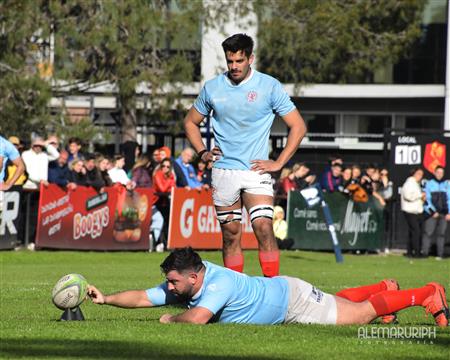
xmin=422 ymin=282 xmax=449 ymax=327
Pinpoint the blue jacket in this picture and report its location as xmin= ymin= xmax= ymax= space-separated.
xmin=174 ymin=157 xmax=203 ymax=188
xmin=48 ymin=160 xmax=71 ymax=187
xmin=319 ymin=169 xmax=342 ymax=192
xmin=423 ymin=178 xmax=450 ymax=215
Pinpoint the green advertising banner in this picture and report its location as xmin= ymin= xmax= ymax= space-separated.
xmin=287 ymin=191 xmax=384 ymax=251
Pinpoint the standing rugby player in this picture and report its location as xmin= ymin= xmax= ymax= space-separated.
xmin=184 ymin=34 xmax=306 ymax=277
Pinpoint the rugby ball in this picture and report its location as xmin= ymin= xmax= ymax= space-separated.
xmin=52 ymin=274 xmax=88 ymax=310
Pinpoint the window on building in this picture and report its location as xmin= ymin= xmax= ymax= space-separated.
xmin=405 ymin=116 xmax=443 ymax=131
xmin=304 ymin=114 xmax=337 ymax=142
xmin=358 ymin=115 xmax=391 ymax=142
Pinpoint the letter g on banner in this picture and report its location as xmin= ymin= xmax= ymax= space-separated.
xmin=180 ymin=199 xmax=194 ymax=238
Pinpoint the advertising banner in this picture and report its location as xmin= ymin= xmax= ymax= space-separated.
xmin=167 ymin=188 xmax=258 ymax=249
xmin=0 ymin=185 xmax=22 ymax=249
xmin=36 ymin=184 xmax=153 ymax=250
xmin=287 ymin=191 xmax=383 ymax=251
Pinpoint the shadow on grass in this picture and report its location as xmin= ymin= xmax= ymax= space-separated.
xmin=285 ymin=254 xmax=324 ymax=262
xmin=0 ymin=338 xmax=283 ymax=360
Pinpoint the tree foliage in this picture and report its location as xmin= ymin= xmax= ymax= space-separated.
xmin=0 ymin=1 xmax=52 ymax=140
xmin=252 ymin=0 xmax=425 ymax=83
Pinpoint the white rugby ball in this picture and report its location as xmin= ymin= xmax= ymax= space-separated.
xmin=52 ymin=273 xmax=88 ymax=310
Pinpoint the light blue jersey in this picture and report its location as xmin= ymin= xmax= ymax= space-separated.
xmin=194 ymin=70 xmax=296 ymax=170
xmin=146 ymin=261 xmax=290 ymax=324
xmin=0 ymin=136 xmax=20 ymax=181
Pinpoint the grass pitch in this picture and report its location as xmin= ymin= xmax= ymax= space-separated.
xmin=1 ymin=250 xmax=449 ymax=359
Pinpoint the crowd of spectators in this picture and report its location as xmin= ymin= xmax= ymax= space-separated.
xmin=2 ymin=134 xmax=448 ymax=257
xmin=1 ymin=134 xmax=213 ymax=252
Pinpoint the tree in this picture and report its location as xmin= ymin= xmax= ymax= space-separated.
xmin=251 ymin=0 xmax=425 ymax=84
xmin=46 ymin=0 xmax=202 ymax=143
xmin=0 ymin=1 xmax=52 ymax=140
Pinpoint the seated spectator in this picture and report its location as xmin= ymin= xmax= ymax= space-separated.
xmin=131 ymin=154 xmax=153 ymax=188
xmin=173 ymin=148 xmax=203 ymax=189
xmin=294 ymin=162 xmax=316 ymax=190
xmin=320 ymin=163 xmax=342 ymax=192
xmin=22 ymin=137 xmax=59 ymax=190
xmin=84 ymin=153 xmax=105 ymax=192
xmin=96 ymin=155 xmax=113 ymax=188
xmin=108 ymin=154 xmax=135 ymax=189
xmin=273 ymin=206 xmax=294 ymax=250
xmin=197 ymin=159 xmax=212 ymax=187
xmin=67 ymin=137 xmax=84 ymax=166
xmin=68 ymin=159 xmax=88 ymax=186
xmin=351 ymin=164 xmax=362 ymax=183
xmin=48 ymin=150 xmax=76 ymax=190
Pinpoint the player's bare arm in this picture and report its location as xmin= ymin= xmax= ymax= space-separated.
xmin=159 ymin=306 xmax=213 ymax=324
xmin=0 ymin=156 xmax=25 ymax=191
xmin=251 ymin=109 xmax=306 ymax=174
xmin=88 ymin=285 xmax=153 ymax=308
xmin=184 ymin=107 xmax=222 ymax=162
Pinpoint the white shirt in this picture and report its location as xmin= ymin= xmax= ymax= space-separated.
xmin=108 ymin=167 xmax=130 ymax=185
xmin=400 ymin=176 xmax=423 ymax=214
xmin=22 ymin=145 xmax=59 ymax=190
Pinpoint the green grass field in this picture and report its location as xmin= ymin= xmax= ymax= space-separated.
xmin=1 ymin=250 xmax=449 ymax=359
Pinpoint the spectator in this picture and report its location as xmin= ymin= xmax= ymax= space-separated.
xmin=68 ymin=159 xmax=88 ymax=186
xmin=67 ymin=137 xmax=84 ymax=166
xmin=274 ymin=167 xmax=292 ymax=208
xmin=197 ymin=159 xmax=212 ymax=187
xmin=320 ymin=163 xmax=342 ymax=193
xmin=378 ymin=168 xmax=393 ymax=202
xmin=84 ymin=153 xmax=105 ymax=191
xmin=351 ymin=165 xmax=362 ymax=183
xmin=173 ymin=148 xmax=203 ymax=189
xmin=22 ymin=137 xmax=59 ymax=190
xmin=338 ymin=167 xmax=352 ymax=194
xmin=131 ymin=154 xmax=153 ymax=188
xmin=400 ymin=167 xmax=425 ymax=258
xmin=4 ymin=136 xmax=27 ymax=186
xmin=96 ymin=155 xmax=113 ymax=188
xmin=48 ymin=150 xmax=76 ymax=190
xmin=293 ymin=162 xmax=315 ymax=190
xmin=159 ymin=146 xmax=172 ymax=161
xmin=120 ymin=140 xmax=140 ymax=173
xmin=273 ymin=206 xmax=294 ymax=250
xmin=151 ymin=149 xmax=161 ymax=169
xmin=108 ymin=154 xmax=135 ymax=189
xmin=421 ymin=166 xmax=450 ymax=260
xmin=46 ymin=134 xmax=60 ymax=151
xmin=153 ymin=158 xmax=176 ymax=250
xmin=368 ymin=168 xmax=386 ymax=207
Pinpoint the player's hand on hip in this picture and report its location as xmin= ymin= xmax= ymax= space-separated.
xmin=159 ymin=313 xmax=173 ymax=324
xmin=202 ymin=147 xmax=222 ymax=162
xmin=87 ymin=285 xmax=105 ymax=304
xmin=250 ymin=159 xmax=281 ymax=174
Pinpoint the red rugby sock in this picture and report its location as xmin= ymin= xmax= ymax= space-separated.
xmin=336 ymin=281 xmax=387 ymax=302
xmin=258 ymin=250 xmax=279 ymax=277
xmin=368 ymin=285 xmax=434 ymax=316
xmin=223 ymin=253 xmax=244 ymax=273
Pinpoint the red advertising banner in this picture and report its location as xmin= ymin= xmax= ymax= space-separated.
xmin=36 ymin=184 xmax=153 ymax=250
xmin=167 ymin=188 xmax=258 ymax=249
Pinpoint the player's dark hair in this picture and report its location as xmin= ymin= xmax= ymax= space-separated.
xmin=435 ymin=165 xmax=444 ymax=172
xmin=222 ymin=33 xmax=254 ymax=58
xmin=160 ymin=247 xmax=204 ymax=274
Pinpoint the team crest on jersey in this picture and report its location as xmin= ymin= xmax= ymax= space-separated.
xmin=247 ymin=91 xmax=257 ymax=102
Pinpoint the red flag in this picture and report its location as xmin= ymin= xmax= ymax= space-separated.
xmin=423 ymin=141 xmax=446 ymax=173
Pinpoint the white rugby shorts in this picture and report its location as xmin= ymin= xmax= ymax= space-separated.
xmin=281 ymin=276 xmax=337 ymax=325
xmin=211 ymin=168 xmax=273 ymax=207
